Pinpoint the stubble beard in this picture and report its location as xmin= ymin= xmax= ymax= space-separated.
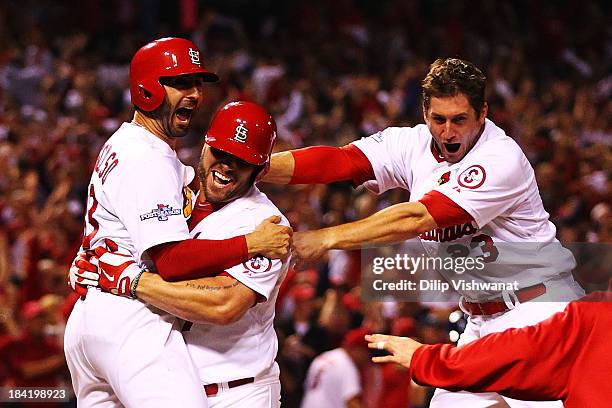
xmin=198 ymin=165 xmax=253 ymax=204
xmin=148 ymin=100 xmax=188 ymax=138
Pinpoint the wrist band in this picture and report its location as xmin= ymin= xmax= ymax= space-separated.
xmin=130 ymin=269 xmax=146 ymax=299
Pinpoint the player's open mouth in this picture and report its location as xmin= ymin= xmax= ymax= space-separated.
xmin=175 ymin=107 xmax=194 ymax=124
xmin=444 ymin=143 xmax=461 ymax=153
xmin=212 ymin=170 xmax=234 ymax=188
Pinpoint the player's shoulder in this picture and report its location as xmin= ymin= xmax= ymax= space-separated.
xmin=243 ymin=187 xmax=289 ymax=226
xmin=479 ymin=120 xmax=522 ymax=151
xmin=106 ymin=122 xmax=175 ymax=161
xmin=373 ymin=124 xmax=427 ymax=141
xmin=223 ymin=187 xmax=289 ymax=227
xmin=469 ymin=119 xmax=527 ymax=163
xmin=353 ymin=124 xmax=430 ymax=150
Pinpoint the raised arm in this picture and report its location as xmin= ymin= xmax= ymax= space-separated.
xmin=263 ymin=151 xmax=295 ymax=184
xmin=294 ymin=201 xmax=437 ymax=260
xmin=263 ymin=145 xmax=374 ymax=186
xmin=293 ymin=190 xmax=473 ymax=260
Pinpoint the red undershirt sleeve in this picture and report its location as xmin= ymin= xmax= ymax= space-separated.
xmin=418 ymin=190 xmax=473 ymax=228
xmin=410 ymin=306 xmax=575 ymax=402
xmin=147 ymin=237 xmax=248 ymax=281
xmin=289 ymin=145 xmax=375 ymax=186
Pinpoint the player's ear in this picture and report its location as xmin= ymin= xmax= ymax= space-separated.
xmin=478 ymin=102 xmax=488 ymax=122
xmin=422 ymin=101 xmax=429 ymax=123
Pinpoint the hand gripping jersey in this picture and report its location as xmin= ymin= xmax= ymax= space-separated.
xmin=353 ymin=119 xmax=577 ymax=301
xmin=184 ymin=186 xmax=290 ymax=384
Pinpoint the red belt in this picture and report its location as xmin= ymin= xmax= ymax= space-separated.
xmin=204 ymin=377 xmax=255 ymax=396
xmin=461 ymin=283 xmax=546 ymax=316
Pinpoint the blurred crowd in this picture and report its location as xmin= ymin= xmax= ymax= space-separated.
xmin=0 ymin=0 xmax=610 ymax=407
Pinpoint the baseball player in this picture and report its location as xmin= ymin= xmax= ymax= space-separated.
xmin=64 ymin=40 xmax=291 ymax=408
xmin=300 ymin=328 xmax=371 ymax=408
xmin=263 ymin=58 xmax=585 ymax=407
xmin=72 ymin=102 xmax=290 ymax=408
xmin=365 ymin=287 xmax=612 ymax=408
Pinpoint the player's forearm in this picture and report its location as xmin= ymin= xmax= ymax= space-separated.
xmin=149 ymin=237 xmax=248 ymax=281
xmin=263 ymin=146 xmax=374 ymax=186
xmin=135 ymin=273 xmax=252 ymax=325
xmin=411 ymin=315 xmax=569 ymax=401
xmin=262 ymin=151 xmax=295 ymax=184
xmin=321 ymin=202 xmax=436 ymax=250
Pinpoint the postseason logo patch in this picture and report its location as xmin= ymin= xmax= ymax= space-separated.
xmin=140 ymin=204 xmax=182 ymax=221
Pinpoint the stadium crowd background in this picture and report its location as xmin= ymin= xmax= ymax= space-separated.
xmin=0 ymin=0 xmax=609 ymax=406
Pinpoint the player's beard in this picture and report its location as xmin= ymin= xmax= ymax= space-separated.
xmin=198 ymin=164 xmax=255 ymax=204
xmin=147 ymin=99 xmax=189 ymax=138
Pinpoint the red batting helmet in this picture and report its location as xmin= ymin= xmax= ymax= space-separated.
xmin=130 ymin=37 xmax=218 ymax=112
xmin=205 ymin=101 xmax=277 ymax=167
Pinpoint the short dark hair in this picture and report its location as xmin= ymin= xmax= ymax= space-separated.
xmin=422 ymin=58 xmax=487 ymax=115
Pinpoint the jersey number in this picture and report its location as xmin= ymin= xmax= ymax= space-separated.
xmin=82 ymin=184 xmax=100 ymax=249
xmin=446 ymin=234 xmax=499 ymax=263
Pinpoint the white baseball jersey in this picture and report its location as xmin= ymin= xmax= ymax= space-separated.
xmin=83 ymin=122 xmax=194 ymax=261
xmin=184 ymin=186 xmax=290 ymax=384
xmin=352 ymin=119 xmax=577 ymax=301
xmin=300 ymin=348 xmax=361 ymax=408
xmin=64 ymin=122 xmax=206 ymax=407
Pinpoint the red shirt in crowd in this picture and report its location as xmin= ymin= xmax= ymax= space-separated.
xmin=1 ymin=332 xmax=64 ymax=387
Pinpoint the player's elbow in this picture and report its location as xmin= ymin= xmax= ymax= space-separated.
xmin=408 ymin=215 xmax=436 ymax=235
xmin=202 ymin=304 xmax=244 ymax=325
xmin=385 ymin=213 xmax=434 ymax=238
xmin=383 ymin=202 xmax=437 ymax=239
xmin=402 ymin=203 xmax=437 ymax=235
xmin=216 ymin=290 xmax=257 ymax=325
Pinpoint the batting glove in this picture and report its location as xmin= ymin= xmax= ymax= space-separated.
xmin=89 ymin=246 xmax=145 ymax=298
xmin=68 ymin=250 xmax=99 ymax=297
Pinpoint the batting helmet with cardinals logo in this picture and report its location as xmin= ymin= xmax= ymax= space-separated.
xmin=205 ymin=101 xmax=277 ymax=168
xmin=130 ymin=37 xmax=218 ymax=112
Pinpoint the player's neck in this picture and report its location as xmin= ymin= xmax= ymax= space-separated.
xmin=466 ymin=122 xmax=486 ymax=154
xmin=131 ymin=111 xmax=178 ymax=150
xmin=196 ymin=188 xmax=227 ymax=211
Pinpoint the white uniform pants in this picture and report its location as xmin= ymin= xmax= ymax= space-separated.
xmin=64 ymin=295 xmax=207 ymax=408
xmin=206 ymin=381 xmax=281 ymax=408
xmin=430 ymin=274 xmax=584 ymax=408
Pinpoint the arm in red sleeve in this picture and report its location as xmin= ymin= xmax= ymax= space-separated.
xmin=147 ymin=237 xmax=248 ymax=282
xmin=418 ymin=190 xmax=473 ymax=228
xmin=289 ymin=145 xmax=374 ymax=186
xmin=410 ymin=306 xmax=577 ymax=402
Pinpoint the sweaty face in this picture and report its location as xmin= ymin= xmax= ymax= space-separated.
xmin=424 ymin=94 xmax=487 ymax=163
xmin=160 ymin=74 xmax=205 ymax=138
xmin=198 ymin=145 xmax=258 ymax=204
